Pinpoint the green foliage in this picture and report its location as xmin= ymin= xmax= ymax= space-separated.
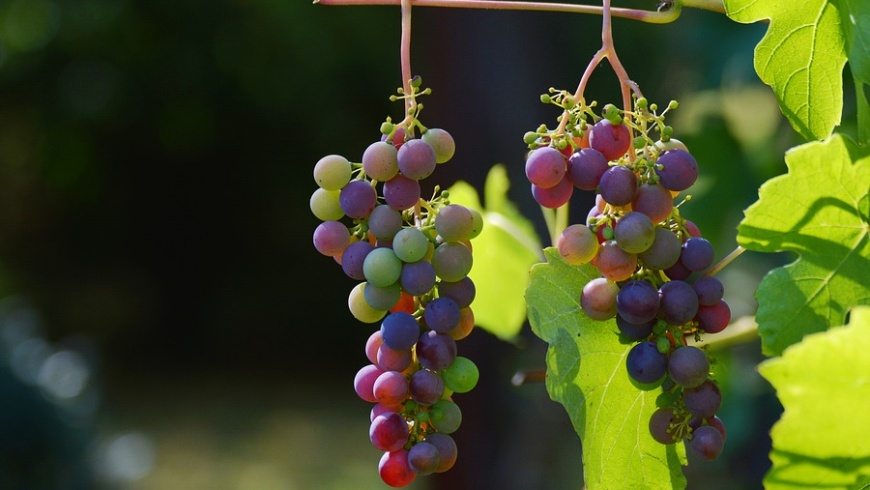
xmin=759 ymin=305 xmax=870 ymax=489
xmin=526 ymin=248 xmax=687 ymax=490
xmin=725 ymin=0 xmax=848 ymax=141
xmin=446 ymin=164 xmax=542 ymax=340
xmin=737 ymin=133 xmax=870 ymax=356
xmin=837 ymin=0 xmax=870 ymax=143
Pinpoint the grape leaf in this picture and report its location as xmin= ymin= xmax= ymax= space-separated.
xmin=725 ymin=0 xmax=847 ymax=141
xmin=759 ymin=305 xmax=870 ymax=489
xmin=446 ymin=164 xmax=542 ymax=340
xmin=526 ymin=248 xmax=687 ymax=490
xmin=836 ymin=0 xmax=870 ymax=144
xmin=737 ymin=133 xmax=870 ymax=356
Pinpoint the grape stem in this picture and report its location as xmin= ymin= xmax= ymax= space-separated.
xmin=400 ymin=0 xmax=415 ymax=123
xmin=704 ymin=245 xmax=745 ymax=277
xmin=315 ymin=0 xmax=726 ymax=20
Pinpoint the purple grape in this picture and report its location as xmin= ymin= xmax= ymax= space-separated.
xmin=626 ymin=341 xmax=668 ymax=385
xmin=368 ymin=204 xmax=403 ymax=241
xmin=663 ymin=260 xmax=692 ymax=281
xmin=425 ymin=433 xmax=457 ymax=473
xmin=632 ymin=183 xmax=674 ymax=223
xmin=400 ymin=260 xmax=436 ymax=296
xmin=341 ymin=240 xmax=373 ymax=280
xmin=616 ymin=280 xmax=660 ymax=325
xmin=614 ymin=211 xmax=656 ymax=253
xmin=313 ymin=220 xmax=350 ymax=257
xmin=580 ymin=277 xmax=619 ymax=321
xmin=377 ymin=344 xmax=412 ymax=372
xmin=416 ymin=330 xmax=457 ymax=371
xmin=339 ymin=180 xmax=377 ymax=219
xmin=525 ymin=146 xmax=566 ymax=189
xmin=409 ymin=368 xmax=444 ymax=406
xmin=667 ymin=345 xmax=709 ymax=388
xmin=693 ymin=276 xmax=724 ymax=306
xmin=531 ymin=177 xmax=574 ymax=208
xmin=656 ymin=149 xmax=698 ymax=191
xmin=381 ymin=312 xmax=420 ymax=351
xmin=373 ymin=370 xmax=410 ymax=407
xmin=688 ymin=425 xmax=724 ymax=460
xmin=362 ymin=141 xmax=399 ymax=181
xmin=588 ymin=119 xmax=632 ymax=161
xmin=354 ymin=363 xmax=383 ymax=402
xmin=696 ymin=300 xmax=731 ymax=333
xmin=649 ymin=407 xmax=680 ymax=444
xmin=408 ymin=441 xmax=441 ymax=475
xmin=437 ymin=277 xmax=476 ymax=309
xmin=657 ymin=280 xmax=699 ymax=325
xmin=397 ymin=138 xmax=437 ymax=180
xmin=424 ymin=297 xmax=461 ymax=333
xmin=682 ymin=380 xmax=722 ymax=419
xmin=435 ymin=204 xmax=475 ymax=242
xmin=638 ymin=227 xmax=681 ymax=270
xmin=431 ymin=242 xmax=473 ymax=282
xmin=370 ymin=412 xmax=409 ymax=452
xmin=680 ymin=237 xmax=715 ymax=272
xmin=384 ymin=174 xmax=422 ymax=211
xmin=616 ymin=315 xmax=655 ymax=341
xmin=567 ymin=148 xmax=609 ymax=190
xmin=598 ymin=165 xmax=637 ymax=206
xmin=379 ymin=449 xmax=416 ymax=487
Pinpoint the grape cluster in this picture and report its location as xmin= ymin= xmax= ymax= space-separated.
xmin=311 ymin=83 xmax=482 ymax=487
xmin=525 ymin=95 xmax=730 ymax=461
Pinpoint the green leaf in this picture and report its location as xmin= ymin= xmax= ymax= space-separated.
xmin=737 ymin=133 xmax=870 ymax=356
xmin=836 ymin=0 xmax=870 ymax=144
xmin=759 ymin=305 xmax=870 ymax=489
xmin=526 ymin=248 xmax=687 ymax=490
xmin=446 ymin=164 xmax=542 ymax=340
xmin=725 ymin=0 xmax=847 ymax=140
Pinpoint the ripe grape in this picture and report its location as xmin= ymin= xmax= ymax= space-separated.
xmin=369 ymin=204 xmax=403 ymax=241
xmin=437 ymin=277 xmax=476 ymax=309
xmin=399 ymin=260 xmax=436 ymax=296
xmin=379 ymin=449 xmax=416 ymax=487
xmin=626 ymin=341 xmax=668 ymax=385
xmin=657 ymin=280 xmax=699 ymax=325
xmin=525 ymin=146 xmax=566 ymax=189
xmin=531 ymin=177 xmax=574 ymax=208
xmin=616 ymin=315 xmax=655 ymax=341
xmin=381 ymin=312 xmax=420 ymax=351
xmin=614 ymin=211 xmax=656 ymax=253
xmin=566 ymin=148 xmax=609 ymax=191
xmin=580 ymin=277 xmax=619 ymax=320
xmin=667 ymin=345 xmax=709 ymax=388
xmin=638 ymin=227 xmax=681 ymax=270
xmin=313 ymin=220 xmax=350 ymax=257
xmin=397 ymin=138 xmax=437 ymax=180
xmin=656 ymin=149 xmax=699 ymax=192
xmin=383 ymin=174 xmax=422 ymax=210
xmin=688 ymin=425 xmax=724 ymax=461
xmin=424 ymin=297 xmax=461 ymax=333
xmin=557 ymin=224 xmax=599 ymax=265
xmin=680 ymin=237 xmax=715 ymax=272
xmin=589 ymin=119 xmax=631 ymax=161
xmin=648 ymin=407 xmax=680 ymax=444
xmin=425 ymin=433 xmax=457 ymax=473
xmin=416 ymin=330 xmax=457 ymax=371
xmin=354 ymin=364 xmax=384 ymax=402
xmin=341 ymin=241 xmax=373 ymax=280
xmin=377 ymin=344 xmax=413 ymax=372
xmin=431 ymin=242 xmax=473 ymax=282
xmin=435 ymin=204 xmax=475 ymax=242
xmin=370 ymin=412 xmax=410 ymax=452
xmin=363 ymin=141 xmax=400 ymax=181
xmin=340 ymin=180 xmax=378 ymax=219
xmin=693 ymin=276 xmax=724 ymax=306
xmin=598 ymin=165 xmax=637 ymax=206
xmin=632 ymin=183 xmax=674 ymax=223
xmin=696 ymin=300 xmax=731 ymax=333
xmin=616 ymin=280 xmax=660 ymax=325
xmin=409 ymin=368 xmax=444 ymax=406
xmin=408 ymin=441 xmax=441 ymax=475
xmin=595 ymin=240 xmax=637 ymax=282
xmin=682 ymin=380 xmax=722 ymax=419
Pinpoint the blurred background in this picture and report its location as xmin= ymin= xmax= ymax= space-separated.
xmin=0 ymin=0 xmax=835 ymax=488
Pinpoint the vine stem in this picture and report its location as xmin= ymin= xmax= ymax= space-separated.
xmin=315 ymin=0 xmax=686 ymax=23
xmin=400 ymin=0 xmax=414 ymax=123
xmin=704 ymin=245 xmax=746 ymax=277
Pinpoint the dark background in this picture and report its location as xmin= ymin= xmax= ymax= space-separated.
xmin=0 ymin=0 xmax=815 ymax=488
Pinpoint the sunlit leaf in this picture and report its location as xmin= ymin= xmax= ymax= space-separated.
xmin=447 ymin=164 xmax=542 ymax=340
xmin=759 ymin=305 xmax=870 ymax=489
xmin=725 ymin=0 xmax=847 ymax=140
xmin=526 ymin=248 xmax=687 ymax=490
xmin=737 ymin=133 xmax=870 ymax=356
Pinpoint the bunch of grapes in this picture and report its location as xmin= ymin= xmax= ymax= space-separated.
xmin=310 ymin=80 xmax=482 ymax=487
xmin=524 ymin=93 xmax=730 ymax=461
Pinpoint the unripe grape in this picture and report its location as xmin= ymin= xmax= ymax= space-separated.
xmin=435 ymin=204 xmax=475 ymax=242
xmin=614 ymin=212 xmax=656 ymax=254
xmin=525 ymin=146 xmax=566 ymax=189
xmin=422 ymin=128 xmax=456 ymax=163
xmin=362 ymin=141 xmax=399 ymax=181
xmin=580 ymin=277 xmax=619 ymax=320
xmin=309 ymin=188 xmax=344 ymax=221
xmin=348 ymin=282 xmax=387 ymax=323
xmin=557 ymin=224 xmax=599 ymax=265
xmin=397 ymin=138 xmax=437 ymax=180
xmin=313 ymin=154 xmax=352 ymax=190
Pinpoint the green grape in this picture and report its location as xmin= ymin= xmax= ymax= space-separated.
xmin=313 ymin=154 xmax=352 ymax=190
xmin=309 ymin=188 xmax=344 ymax=221
xmin=348 ymin=282 xmax=387 ymax=323
xmin=441 ymin=356 xmax=479 ymax=393
xmin=363 ymin=247 xmax=403 ymax=287
xmin=422 ymin=128 xmax=456 ymax=164
xmin=363 ymin=282 xmax=402 ymax=311
xmin=429 ymin=399 xmax=462 ymax=434
xmin=468 ymin=208 xmax=484 ymax=239
xmin=393 ymin=228 xmax=430 ymax=263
